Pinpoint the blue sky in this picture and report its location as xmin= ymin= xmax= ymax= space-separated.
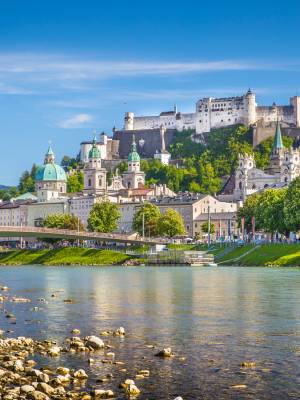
xmin=1 ymin=0 xmax=300 ymax=185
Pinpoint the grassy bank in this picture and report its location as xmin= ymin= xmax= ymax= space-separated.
xmin=217 ymin=244 xmax=300 ymax=266
xmin=0 ymin=248 xmax=131 ymax=266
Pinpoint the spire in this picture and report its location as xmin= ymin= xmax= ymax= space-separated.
xmin=131 ymin=134 xmax=137 ymax=152
xmin=128 ymin=134 xmax=140 ymax=162
xmin=44 ymin=141 xmax=55 ymax=164
xmin=273 ymin=120 xmax=284 ymax=149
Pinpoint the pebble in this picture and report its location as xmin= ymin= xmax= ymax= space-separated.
xmin=74 ymin=368 xmax=88 ymax=379
xmin=241 ymin=361 xmax=256 ymax=368
xmin=155 ymin=347 xmax=173 ymax=357
xmin=94 ymin=389 xmax=115 ymax=398
xmin=85 ymin=335 xmax=105 ymax=349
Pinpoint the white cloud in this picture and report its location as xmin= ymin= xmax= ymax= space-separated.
xmin=58 ymin=113 xmax=93 ymax=129
xmin=0 ymin=52 xmax=299 ymax=96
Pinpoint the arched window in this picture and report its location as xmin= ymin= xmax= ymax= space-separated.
xmin=88 ymin=178 xmax=91 ymax=187
xmin=239 ymin=181 xmax=242 ymax=190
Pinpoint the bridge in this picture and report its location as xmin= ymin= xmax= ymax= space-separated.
xmin=0 ymin=226 xmax=168 ymax=246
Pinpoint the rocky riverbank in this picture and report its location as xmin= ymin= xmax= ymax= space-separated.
xmin=0 ymin=284 xmax=183 ymax=400
xmin=0 ymin=330 xmax=184 ymax=399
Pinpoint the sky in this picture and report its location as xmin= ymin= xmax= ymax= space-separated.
xmin=1 ymin=0 xmax=300 ymax=185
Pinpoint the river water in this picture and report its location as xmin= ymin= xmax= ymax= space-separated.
xmin=1 ymin=265 xmax=300 ymax=399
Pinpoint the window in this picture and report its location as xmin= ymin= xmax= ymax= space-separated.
xmin=88 ymin=178 xmax=91 ymax=187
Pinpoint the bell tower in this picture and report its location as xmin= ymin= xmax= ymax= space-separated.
xmin=83 ymin=134 xmax=107 ymax=194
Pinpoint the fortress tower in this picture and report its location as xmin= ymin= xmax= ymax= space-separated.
xmin=124 ymin=112 xmax=134 ymax=130
xmin=244 ymin=89 xmax=256 ymax=125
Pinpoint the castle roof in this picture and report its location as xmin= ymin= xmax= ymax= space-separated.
xmin=273 ymin=120 xmax=284 ymax=149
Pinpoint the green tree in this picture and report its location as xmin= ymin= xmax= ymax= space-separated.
xmin=257 ymin=188 xmax=287 ymax=238
xmin=201 ymin=221 xmax=215 ymax=234
xmin=254 ymin=136 xmax=293 ymax=169
xmin=133 ymin=203 xmax=161 ymax=236
xmin=284 ymin=177 xmax=300 ymax=232
xmin=87 ymin=201 xmax=121 ymax=233
xmin=67 ymin=171 xmax=84 ymax=193
xmin=18 ymin=164 xmax=37 ymax=194
xmin=43 ymin=214 xmax=85 ymax=231
xmin=237 ymin=192 xmax=262 ymax=233
xmin=158 ymin=209 xmax=186 ymax=237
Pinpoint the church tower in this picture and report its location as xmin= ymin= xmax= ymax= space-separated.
xmin=122 ymin=135 xmax=145 ymax=189
xmin=83 ymin=135 xmax=107 ymax=194
xmin=266 ymin=120 xmax=285 ymax=175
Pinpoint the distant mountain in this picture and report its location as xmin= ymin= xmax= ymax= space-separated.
xmin=0 ymin=185 xmax=9 ymax=190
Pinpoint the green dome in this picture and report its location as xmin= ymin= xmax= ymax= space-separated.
xmin=89 ymin=135 xmax=101 ymax=159
xmin=128 ymin=136 xmax=140 ymax=162
xmin=35 ymin=163 xmax=67 ymax=182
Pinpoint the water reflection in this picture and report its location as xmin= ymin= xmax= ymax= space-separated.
xmin=1 ymin=266 xmax=300 ymax=399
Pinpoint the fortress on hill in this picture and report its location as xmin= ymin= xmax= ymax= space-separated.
xmin=123 ymin=89 xmax=300 ymax=136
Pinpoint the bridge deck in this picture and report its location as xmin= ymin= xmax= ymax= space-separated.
xmin=0 ymin=226 xmax=168 ymax=245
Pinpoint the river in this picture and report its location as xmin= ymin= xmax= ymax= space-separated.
xmin=1 ymin=265 xmax=300 ymax=399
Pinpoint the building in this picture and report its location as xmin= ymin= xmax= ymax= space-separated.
xmin=83 ymin=135 xmax=107 ymax=195
xmin=80 ymin=132 xmax=119 ymax=164
xmin=122 ymin=90 xmax=300 ymax=136
xmin=233 ymin=121 xmax=300 ymax=200
xmin=152 ymin=194 xmax=237 ymax=238
xmin=35 ymin=144 xmax=67 ymax=201
xmin=122 ymin=135 xmax=145 ymax=189
xmin=27 ymin=199 xmax=69 ymax=227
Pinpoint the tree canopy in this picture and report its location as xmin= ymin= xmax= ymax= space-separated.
xmin=237 ymin=187 xmax=296 ymax=238
xmin=87 ymin=201 xmax=121 ymax=233
xmin=132 ymin=203 xmax=161 ymax=236
xmin=67 ymin=170 xmax=84 ymax=193
xmin=158 ymin=209 xmax=186 ymax=237
xmin=43 ymin=214 xmax=85 ymax=231
xmin=284 ymin=176 xmax=300 ymax=232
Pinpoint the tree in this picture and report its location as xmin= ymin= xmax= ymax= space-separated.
xmin=133 ymin=203 xmax=160 ymax=236
xmin=67 ymin=171 xmax=84 ymax=193
xmin=87 ymin=201 xmax=121 ymax=233
xmin=284 ymin=176 xmax=300 ymax=232
xmin=201 ymin=221 xmax=215 ymax=234
xmin=237 ymin=192 xmax=261 ymax=233
xmin=18 ymin=164 xmax=37 ymax=194
xmin=158 ymin=209 xmax=186 ymax=237
xmin=258 ymin=188 xmax=287 ymax=238
xmin=43 ymin=214 xmax=85 ymax=231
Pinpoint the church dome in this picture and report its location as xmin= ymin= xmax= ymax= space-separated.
xmin=128 ymin=135 xmax=140 ymax=162
xmin=35 ymin=144 xmax=67 ymax=182
xmin=35 ymin=163 xmax=67 ymax=182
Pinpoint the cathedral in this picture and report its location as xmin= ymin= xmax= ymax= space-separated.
xmin=83 ymin=134 xmax=145 ymax=193
xmin=233 ymin=121 xmax=300 ymax=200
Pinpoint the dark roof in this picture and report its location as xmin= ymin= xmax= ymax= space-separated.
xmin=159 ymin=111 xmax=176 ymax=116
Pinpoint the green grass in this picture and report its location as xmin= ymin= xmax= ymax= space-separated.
xmin=217 ymin=244 xmax=300 ymax=266
xmin=217 ymin=244 xmax=255 ymax=263
xmin=0 ymin=248 xmax=130 ymax=266
xmin=238 ymin=244 xmax=300 ymax=266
